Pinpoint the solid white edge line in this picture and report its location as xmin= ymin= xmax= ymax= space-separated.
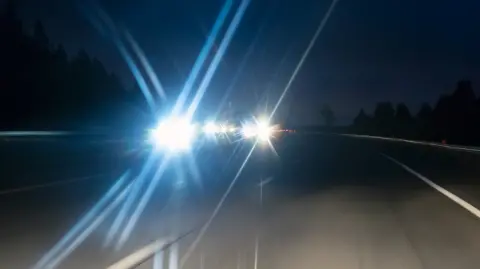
xmin=382 ymin=153 xmax=480 ymax=219
xmin=342 ymin=133 xmax=480 ymax=153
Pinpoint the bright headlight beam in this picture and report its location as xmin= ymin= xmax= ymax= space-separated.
xmin=220 ymin=125 xmax=228 ymax=133
xmin=256 ymin=118 xmax=273 ymax=142
xmin=242 ymin=117 xmax=273 ymax=141
xmin=241 ymin=125 xmax=256 ymax=138
xmin=203 ymin=122 xmax=218 ymax=134
xmin=149 ymin=117 xmax=196 ymax=152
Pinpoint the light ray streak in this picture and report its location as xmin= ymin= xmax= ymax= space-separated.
xmin=125 ymin=30 xmax=167 ymax=101
xmin=115 ymin=37 xmax=156 ymax=112
xmin=221 ymin=140 xmax=247 ymax=174
xmin=256 ymin=45 xmax=293 ymax=112
xmin=45 ymin=180 xmax=136 ymax=269
xmin=215 ymin=15 xmax=267 ymax=118
xmin=268 ymin=0 xmax=340 ymax=122
xmin=186 ymin=0 xmax=252 ymax=120
xmin=185 ymin=154 xmax=202 ymax=190
xmin=116 ymin=157 xmax=171 ymax=248
xmin=86 ymin=5 xmax=156 ymax=112
xmin=32 ymin=171 xmax=130 ymax=269
xmin=180 ymin=142 xmax=257 ymax=268
xmin=105 ymin=154 xmax=157 ymax=246
xmin=172 ymin=0 xmax=233 ymax=115
xmin=267 ymin=138 xmax=278 ymax=157
xmin=264 ymin=46 xmax=292 ymax=93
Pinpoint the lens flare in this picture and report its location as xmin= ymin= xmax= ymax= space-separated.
xmin=149 ymin=117 xmax=196 ymax=151
xmin=203 ymin=122 xmax=219 ymax=134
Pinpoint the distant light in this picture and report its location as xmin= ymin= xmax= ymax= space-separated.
xmin=256 ymin=118 xmax=272 ymax=141
xmin=242 ymin=125 xmax=256 ymax=138
xmin=241 ymin=117 xmax=273 ymax=142
xmin=148 ymin=117 xmax=196 ymax=152
xmin=203 ymin=122 xmax=218 ymax=134
xmin=220 ymin=125 xmax=228 ymax=133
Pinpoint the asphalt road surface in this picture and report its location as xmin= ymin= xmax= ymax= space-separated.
xmin=1 ymin=133 xmax=480 ymax=269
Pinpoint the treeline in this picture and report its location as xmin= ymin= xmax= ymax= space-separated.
xmin=0 ymin=1 xmax=144 ymax=130
xmin=351 ymin=80 xmax=480 ymax=146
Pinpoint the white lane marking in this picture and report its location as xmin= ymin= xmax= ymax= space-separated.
xmin=382 ymin=153 xmax=480 ymax=219
xmin=343 ymin=133 xmax=480 ymax=153
xmin=107 ymin=239 xmax=170 ymax=269
xmin=257 ymin=177 xmax=274 ymax=187
xmin=0 ymin=173 xmax=108 ymax=196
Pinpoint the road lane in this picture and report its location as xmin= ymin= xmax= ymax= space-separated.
xmin=175 ymin=135 xmax=480 ymax=269
xmin=1 ymin=134 xmax=480 ymax=268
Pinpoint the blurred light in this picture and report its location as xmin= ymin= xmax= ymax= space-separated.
xmin=229 ymin=127 xmax=236 ymax=133
xmin=242 ymin=125 xmax=256 ymax=138
xmin=149 ymin=117 xmax=196 ymax=151
xmin=203 ymin=122 xmax=218 ymax=134
xmin=174 ymin=179 xmax=187 ymax=190
xmin=256 ymin=118 xmax=272 ymax=141
xmin=241 ymin=117 xmax=273 ymax=142
xmin=220 ymin=125 xmax=228 ymax=133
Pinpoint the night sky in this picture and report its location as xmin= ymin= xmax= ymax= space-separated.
xmin=7 ymin=0 xmax=480 ymax=125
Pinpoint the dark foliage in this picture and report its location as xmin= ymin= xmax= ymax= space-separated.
xmin=320 ymin=104 xmax=335 ymax=127
xmin=0 ymin=1 xmax=144 ymax=131
xmin=351 ymin=80 xmax=480 ymax=146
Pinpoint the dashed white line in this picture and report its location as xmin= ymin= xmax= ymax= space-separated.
xmin=257 ymin=176 xmax=274 ymax=187
xmin=382 ymin=153 xmax=480 ymax=219
xmin=107 ymin=239 xmax=171 ymax=269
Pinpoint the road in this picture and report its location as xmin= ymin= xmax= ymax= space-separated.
xmin=1 ymin=133 xmax=480 ymax=269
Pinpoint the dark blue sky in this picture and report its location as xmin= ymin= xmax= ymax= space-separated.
xmin=9 ymin=0 xmax=480 ymax=124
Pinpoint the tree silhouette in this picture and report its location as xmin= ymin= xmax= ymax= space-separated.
xmin=0 ymin=1 xmax=143 ymax=130
xmin=320 ymin=104 xmax=335 ymax=127
xmin=33 ymin=20 xmax=49 ymax=49
xmin=373 ymin=102 xmax=395 ymax=136
xmin=353 ymin=108 xmax=372 ymax=134
xmin=416 ymin=102 xmax=433 ymax=140
xmin=449 ymin=80 xmax=476 ymax=143
xmin=351 ymin=80 xmax=480 ymax=146
xmin=394 ymin=103 xmax=414 ymax=138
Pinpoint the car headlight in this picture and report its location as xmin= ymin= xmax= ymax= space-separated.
xmin=202 ymin=122 xmax=219 ymax=134
xmin=241 ymin=118 xmax=272 ymax=141
xmin=242 ymin=125 xmax=257 ymax=138
xmin=256 ymin=120 xmax=272 ymax=141
xmin=148 ymin=117 xmax=196 ymax=151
